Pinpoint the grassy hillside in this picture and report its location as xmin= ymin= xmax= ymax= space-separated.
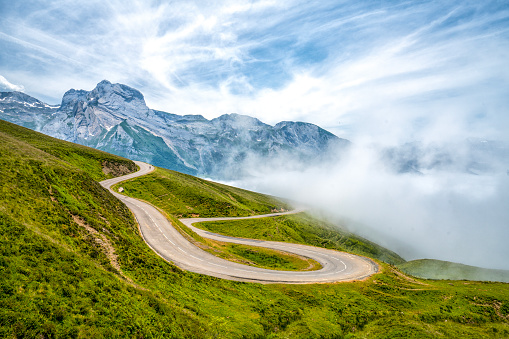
xmin=399 ymin=259 xmax=509 ymax=283
xmin=0 ymin=120 xmax=205 ymax=337
xmin=117 ymin=167 xmax=404 ymax=265
xmin=196 ymin=212 xmax=405 ymax=265
xmin=115 ymin=167 xmax=292 ymax=218
xmin=0 ymin=120 xmax=136 ymax=181
xmin=1 ymin=120 xmax=509 ymax=338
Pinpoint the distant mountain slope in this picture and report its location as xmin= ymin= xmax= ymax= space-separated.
xmin=382 ymin=140 xmax=509 ymax=175
xmin=398 ymin=259 xmax=509 ymax=283
xmin=0 ymin=81 xmax=349 ymax=177
xmin=0 ymin=91 xmax=58 ymax=131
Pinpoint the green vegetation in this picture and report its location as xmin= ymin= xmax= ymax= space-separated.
xmin=199 ymin=240 xmax=321 ymax=271
xmin=0 ymin=120 xmax=136 ymax=181
xmin=115 ymin=167 xmax=291 ymax=218
xmin=196 ymin=212 xmax=405 ymax=265
xmin=1 ymin=119 xmax=508 ymax=338
xmin=399 ymin=259 xmax=509 ymax=283
xmin=0 ymin=214 xmax=204 ymax=338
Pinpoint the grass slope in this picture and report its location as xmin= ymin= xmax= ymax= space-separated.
xmin=116 ymin=167 xmax=292 ymax=218
xmin=196 ymin=212 xmax=404 ymax=265
xmin=1 ymin=120 xmax=509 ymax=338
xmin=0 ymin=120 xmax=136 ymax=181
xmin=0 ymin=121 xmax=207 ymax=337
xmin=399 ymin=259 xmax=509 ymax=283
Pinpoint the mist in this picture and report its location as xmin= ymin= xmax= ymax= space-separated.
xmin=227 ymin=140 xmax=509 ymax=271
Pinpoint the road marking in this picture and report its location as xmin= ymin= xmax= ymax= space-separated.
xmin=162 ymin=234 xmax=176 ymax=246
xmin=188 ymin=254 xmax=204 ymax=262
xmin=208 ymin=262 xmax=228 ymax=269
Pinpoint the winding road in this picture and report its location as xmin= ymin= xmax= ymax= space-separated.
xmin=100 ymin=161 xmax=378 ymax=284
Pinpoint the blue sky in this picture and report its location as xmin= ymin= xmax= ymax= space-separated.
xmin=1 ymin=0 xmax=508 ymax=142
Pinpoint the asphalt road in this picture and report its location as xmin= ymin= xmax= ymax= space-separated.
xmin=100 ymin=161 xmax=378 ymax=284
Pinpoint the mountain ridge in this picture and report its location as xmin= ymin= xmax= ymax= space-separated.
xmin=0 ymin=80 xmax=349 ymax=178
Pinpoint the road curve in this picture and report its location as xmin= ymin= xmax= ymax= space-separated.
xmin=100 ymin=161 xmax=378 ymax=284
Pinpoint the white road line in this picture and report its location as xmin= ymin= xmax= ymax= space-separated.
xmin=188 ymin=254 xmax=204 ymax=262
xmin=162 ymin=234 xmax=176 ymax=246
xmin=208 ymin=262 xmax=228 ymax=269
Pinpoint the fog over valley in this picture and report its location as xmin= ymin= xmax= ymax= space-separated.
xmin=224 ymin=139 xmax=509 ymax=271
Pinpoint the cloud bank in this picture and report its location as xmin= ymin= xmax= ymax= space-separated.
xmin=230 ymin=142 xmax=509 ymax=270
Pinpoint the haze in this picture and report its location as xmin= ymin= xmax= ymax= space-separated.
xmin=226 ymin=142 xmax=509 ymax=270
xmin=1 ymin=1 xmax=508 ymax=269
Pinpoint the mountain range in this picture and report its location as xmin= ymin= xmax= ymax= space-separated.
xmin=382 ymin=139 xmax=509 ymax=176
xmin=0 ymin=80 xmax=348 ymax=178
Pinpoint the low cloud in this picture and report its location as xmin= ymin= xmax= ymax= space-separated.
xmin=230 ymin=141 xmax=509 ymax=270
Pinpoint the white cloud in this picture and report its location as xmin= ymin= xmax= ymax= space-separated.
xmin=141 ymin=15 xmax=509 ymax=144
xmin=230 ymin=142 xmax=509 ymax=270
xmin=0 ymin=75 xmax=24 ymax=92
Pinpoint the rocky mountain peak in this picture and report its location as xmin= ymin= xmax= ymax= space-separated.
xmin=57 ymin=80 xmax=151 ymax=130
xmin=91 ymin=80 xmax=145 ymax=104
xmin=61 ymin=89 xmax=88 ymax=108
xmin=212 ymin=113 xmax=269 ymax=130
xmin=60 ymin=80 xmax=147 ymax=111
xmin=97 ymin=79 xmax=112 ymax=87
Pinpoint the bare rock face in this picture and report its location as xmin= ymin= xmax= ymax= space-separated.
xmin=0 ymin=81 xmax=349 ymax=178
xmin=101 ymin=160 xmax=136 ymax=177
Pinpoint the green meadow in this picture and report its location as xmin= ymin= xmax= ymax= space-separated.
xmin=398 ymin=259 xmax=509 ymax=283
